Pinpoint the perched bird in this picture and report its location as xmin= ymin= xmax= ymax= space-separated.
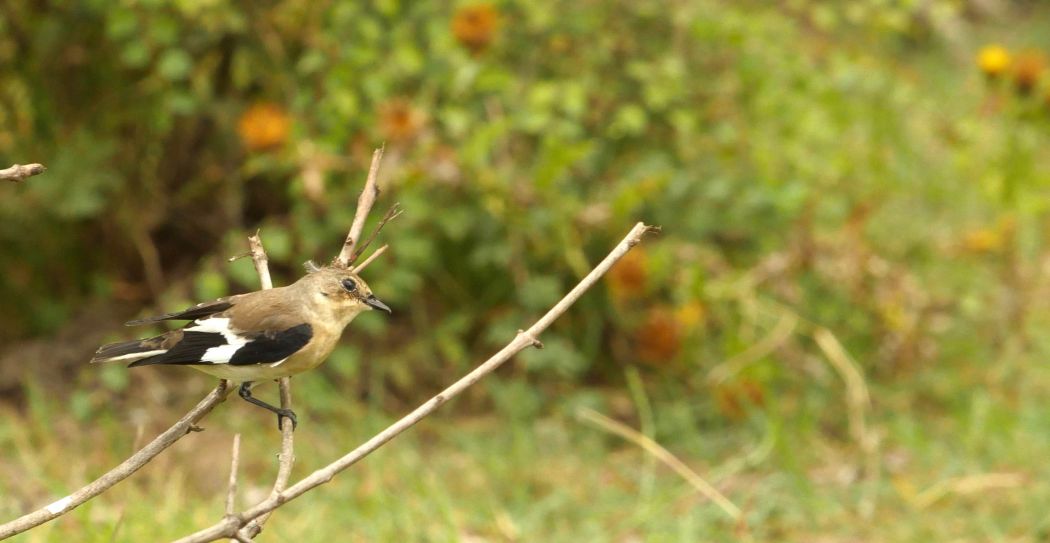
xmin=90 ymin=265 xmax=390 ymax=429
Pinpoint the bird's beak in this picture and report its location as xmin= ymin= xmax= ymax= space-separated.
xmin=364 ymin=294 xmax=392 ymax=314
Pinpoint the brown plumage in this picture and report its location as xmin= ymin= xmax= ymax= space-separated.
xmin=91 ymin=266 xmax=390 ymax=428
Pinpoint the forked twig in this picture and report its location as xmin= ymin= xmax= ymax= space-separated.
xmin=337 ymin=147 xmax=385 ymax=267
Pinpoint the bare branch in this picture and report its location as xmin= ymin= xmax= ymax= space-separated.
xmin=225 ymin=434 xmax=241 ymax=517
xmin=174 ymin=222 xmax=659 ymax=542
xmin=0 ymin=163 xmax=45 ymax=182
xmin=336 ymin=147 xmax=384 ymax=267
xmin=0 ymin=382 xmax=232 ymax=539
xmin=351 ymin=244 xmax=388 ymax=274
xmin=247 ymin=231 xmax=273 ymax=290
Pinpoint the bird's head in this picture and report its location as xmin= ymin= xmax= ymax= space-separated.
xmin=296 ymin=265 xmax=391 ymax=322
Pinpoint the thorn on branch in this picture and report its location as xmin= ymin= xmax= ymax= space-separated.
xmin=517 ymin=330 xmax=544 ymax=349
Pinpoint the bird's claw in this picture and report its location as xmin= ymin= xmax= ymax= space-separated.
xmin=276 ymin=408 xmax=298 ymax=431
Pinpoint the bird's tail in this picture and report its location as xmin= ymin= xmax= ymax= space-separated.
xmin=90 ymin=339 xmax=167 ymax=364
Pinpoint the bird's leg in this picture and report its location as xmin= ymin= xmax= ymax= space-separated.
xmin=238 ymin=381 xmax=298 ymax=430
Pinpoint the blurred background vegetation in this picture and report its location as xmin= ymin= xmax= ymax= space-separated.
xmin=4 ymin=0 xmax=1050 ymax=540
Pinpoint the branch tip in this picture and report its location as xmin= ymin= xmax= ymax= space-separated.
xmin=0 ymin=163 xmax=46 ymax=182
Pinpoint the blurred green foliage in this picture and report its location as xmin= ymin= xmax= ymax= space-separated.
xmin=6 ymin=0 xmax=1050 ymax=539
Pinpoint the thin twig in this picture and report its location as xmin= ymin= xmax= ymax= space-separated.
xmin=174 ymin=222 xmax=659 ymax=542
xmin=351 ymin=244 xmax=388 ymax=274
xmin=225 ymin=434 xmax=241 ymax=517
xmin=337 ymin=147 xmax=384 ymax=267
xmin=240 ymin=232 xmax=296 ymax=539
xmin=0 ymin=163 xmax=45 ymax=182
xmin=576 ymin=407 xmax=742 ymax=522
xmin=349 ymin=203 xmax=402 ymax=264
xmin=0 ymin=383 xmax=232 ymax=539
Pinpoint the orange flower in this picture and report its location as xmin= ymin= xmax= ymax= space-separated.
xmin=607 ymin=248 xmax=648 ymax=301
xmin=378 ymin=99 xmax=426 ymax=144
xmin=713 ymin=379 xmax=765 ymax=420
xmin=976 ymin=44 xmax=1010 ymax=78
xmin=1012 ymin=50 xmax=1044 ymax=95
xmin=451 ymin=3 xmax=500 ymax=54
xmin=237 ymin=102 xmax=291 ymax=152
xmin=634 ymin=306 xmax=682 ymax=365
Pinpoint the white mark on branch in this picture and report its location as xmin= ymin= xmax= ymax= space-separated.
xmin=43 ymin=497 xmax=71 ymax=516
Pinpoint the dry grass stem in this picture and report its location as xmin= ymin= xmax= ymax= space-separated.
xmin=912 ymin=472 xmax=1025 ymax=509
xmin=576 ymin=407 xmax=742 ymax=523
xmin=707 ymin=311 xmax=798 ymax=385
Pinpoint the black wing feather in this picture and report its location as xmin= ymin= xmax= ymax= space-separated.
xmin=126 ymin=324 xmax=313 ymax=367
xmin=125 ymin=300 xmax=234 ymax=326
xmin=229 ymin=324 xmax=313 ymax=366
xmin=127 ymin=331 xmax=227 ymax=367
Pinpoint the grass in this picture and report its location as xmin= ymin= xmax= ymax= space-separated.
xmin=2 ymin=356 xmax=1050 ymax=542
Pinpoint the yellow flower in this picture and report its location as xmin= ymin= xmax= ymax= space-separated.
xmin=675 ymin=301 xmax=706 ymax=329
xmin=977 ymin=44 xmax=1011 ymax=78
xmin=237 ymin=102 xmax=291 ymax=152
xmin=451 ymin=3 xmax=500 ymax=54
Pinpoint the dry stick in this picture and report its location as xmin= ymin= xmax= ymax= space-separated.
xmin=576 ymin=407 xmax=742 ymax=522
xmin=349 ymin=204 xmax=403 ymax=264
xmin=0 ymin=383 xmax=232 ymax=539
xmin=241 ymin=232 xmax=295 ymax=539
xmin=337 ymin=147 xmax=384 ymax=267
xmin=225 ymin=434 xmax=242 ymax=517
xmin=351 ymin=244 xmax=388 ymax=274
xmin=174 ymin=222 xmax=659 ymax=542
xmin=0 ymin=163 xmax=45 ymax=182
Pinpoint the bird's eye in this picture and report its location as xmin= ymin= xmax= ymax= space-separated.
xmin=341 ymin=278 xmax=358 ymax=292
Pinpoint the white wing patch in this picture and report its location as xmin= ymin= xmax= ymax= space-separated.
xmin=185 ymin=317 xmax=247 ymax=365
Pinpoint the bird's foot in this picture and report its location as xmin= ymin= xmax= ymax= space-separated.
xmin=276 ymin=408 xmax=298 ymax=431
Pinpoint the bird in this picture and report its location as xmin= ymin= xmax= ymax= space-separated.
xmin=90 ymin=265 xmax=390 ymax=429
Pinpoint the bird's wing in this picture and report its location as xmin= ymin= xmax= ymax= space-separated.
xmin=126 ymin=317 xmax=313 ymax=367
xmin=125 ymin=298 xmax=237 ymax=326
